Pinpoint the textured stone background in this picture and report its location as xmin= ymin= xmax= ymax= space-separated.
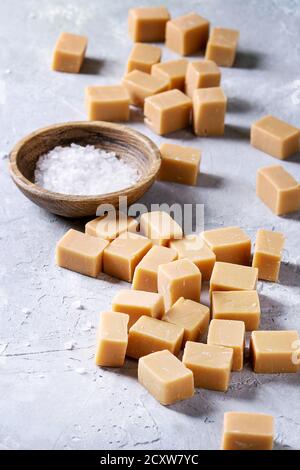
xmin=0 ymin=0 xmax=300 ymax=450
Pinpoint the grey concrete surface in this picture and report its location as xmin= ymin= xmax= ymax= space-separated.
xmin=0 ymin=0 xmax=300 ymax=450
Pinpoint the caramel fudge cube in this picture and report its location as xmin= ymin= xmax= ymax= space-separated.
xmin=85 ymin=85 xmax=130 ymax=122
xmin=193 ymin=87 xmax=227 ymax=136
xmin=122 ymin=70 xmax=169 ymax=107
xmin=52 ymin=32 xmax=88 ymax=73
xmin=200 ymin=226 xmax=251 ymax=265
xmin=158 ymin=259 xmax=202 ymax=310
xmin=103 ymin=232 xmax=152 ymax=282
xmin=128 ymin=6 xmax=170 ymax=42
xmin=151 ymin=59 xmax=188 ymax=91
xmin=222 ymin=412 xmax=274 ymax=450
xmin=126 ymin=43 xmax=161 ymax=74
xmin=85 ymin=212 xmax=138 ymax=241
xmin=212 ymin=291 xmax=260 ymax=331
xmin=250 ymin=330 xmax=300 ymax=373
xmin=138 ymin=350 xmax=194 ymax=405
xmin=158 ymin=143 xmax=201 ymax=186
xmin=166 ymin=13 xmax=209 ymax=56
xmin=112 ymin=289 xmax=164 ymax=328
xmin=251 ymin=115 xmax=300 ymax=160
xmin=256 ymin=165 xmax=300 ymax=215
xmin=207 ymin=319 xmax=245 ymax=371
xmin=210 ymin=262 xmax=258 ymax=294
xmin=185 ymin=60 xmax=221 ymax=98
xmin=170 ymin=236 xmax=216 ymax=280
xmin=132 ymin=245 xmax=177 ymax=292
xmin=163 ymin=297 xmax=210 ymax=344
xmin=205 ymin=28 xmax=239 ymax=67
xmin=56 ymin=229 xmax=109 ymax=278
xmin=144 ymin=89 xmax=192 ymax=135
xmin=95 ymin=311 xmax=129 ymax=367
xmin=127 ymin=315 xmax=184 ymax=359
xmin=252 ymin=229 xmax=285 ymax=282
xmin=182 ymin=342 xmax=233 ymax=391
xmin=140 ymin=210 xmax=183 ymax=246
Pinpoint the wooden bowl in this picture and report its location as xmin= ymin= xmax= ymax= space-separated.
xmin=9 ymin=121 xmax=161 ymax=218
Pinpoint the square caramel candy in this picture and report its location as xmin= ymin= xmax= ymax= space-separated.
xmin=221 ymin=412 xmax=274 ymax=450
xmin=252 ymin=229 xmax=285 ymax=282
xmin=122 ymin=70 xmax=169 ymax=107
xmin=138 ymin=350 xmax=194 ymax=405
xmin=128 ymin=6 xmax=170 ymax=42
xmin=112 ymin=289 xmax=164 ymax=328
xmin=185 ymin=60 xmax=221 ymax=98
xmin=158 ymin=259 xmax=202 ymax=310
xmin=212 ymin=291 xmax=260 ymax=331
xmin=56 ymin=229 xmax=109 ymax=278
xmin=158 ymin=143 xmax=201 ymax=186
xmin=144 ymin=89 xmax=192 ymax=135
xmin=170 ymin=236 xmax=216 ymax=281
xmin=163 ymin=297 xmax=210 ymax=344
xmin=193 ymin=87 xmax=227 ymax=137
xmin=140 ymin=210 xmax=183 ymax=246
xmin=52 ymin=32 xmax=88 ymax=73
xmin=151 ymin=59 xmax=188 ymax=91
xmin=205 ymin=28 xmax=239 ymax=67
xmin=182 ymin=342 xmax=233 ymax=391
xmin=256 ymin=165 xmax=300 ymax=215
xmin=166 ymin=13 xmax=209 ymax=56
xmin=200 ymin=226 xmax=251 ymax=265
xmin=250 ymin=330 xmax=300 ymax=373
xmin=85 ymin=85 xmax=130 ymax=122
xmin=251 ymin=115 xmax=300 ymax=160
xmin=126 ymin=43 xmax=161 ymax=74
xmin=207 ymin=319 xmax=245 ymax=371
xmin=95 ymin=311 xmax=129 ymax=367
xmin=103 ymin=232 xmax=152 ymax=282
xmin=85 ymin=212 xmax=138 ymax=241
xmin=210 ymin=262 xmax=258 ymax=294
xmin=132 ymin=245 xmax=177 ymax=293
xmin=127 ymin=315 xmax=184 ymax=359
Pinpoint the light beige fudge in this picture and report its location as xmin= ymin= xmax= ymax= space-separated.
xmin=95 ymin=311 xmax=129 ymax=367
xmin=212 ymin=291 xmax=260 ymax=331
xmin=251 ymin=115 xmax=300 ymax=160
xmin=126 ymin=43 xmax=161 ymax=74
xmin=140 ymin=210 xmax=183 ymax=246
xmin=85 ymin=85 xmax=130 ymax=121
xmin=144 ymin=89 xmax=192 ymax=135
xmin=138 ymin=350 xmax=194 ymax=405
xmin=252 ymin=229 xmax=285 ymax=282
xmin=132 ymin=245 xmax=177 ymax=292
xmin=182 ymin=341 xmax=233 ymax=391
xmin=122 ymin=70 xmax=169 ymax=107
xmin=210 ymin=262 xmax=258 ymax=294
xmin=56 ymin=229 xmax=109 ymax=278
xmin=163 ymin=297 xmax=210 ymax=344
xmin=127 ymin=315 xmax=184 ymax=359
xmin=250 ymin=330 xmax=300 ymax=373
xmin=158 ymin=143 xmax=201 ymax=186
xmin=151 ymin=59 xmax=188 ymax=91
xmin=185 ymin=60 xmax=221 ymax=98
xmin=193 ymin=87 xmax=227 ymax=136
xmin=103 ymin=232 xmax=152 ymax=282
xmin=221 ymin=412 xmax=274 ymax=450
xmin=112 ymin=289 xmax=164 ymax=328
xmin=158 ymin=259 xmax=202 ymax=310
xmin=85 ymin=212 xmax=138 ymax=241
xmin=166 ymin=13 xmax=209 ymax=56
xmin=205 ymin=28 xmax=240 ymax=67
xmin=170 ymin=236 xmax=216 ymax=281
xmin=52 ymin=32 xmax=88 ymax=73
xmin=207 ymin=319 xmax=245 ymax=371
xmin=256 ymin=165 xmax=300 ymax=215
xmin=128 ymin=6 xmax=170 ymax=42
xmin=200 ymin=226 xmax=251 ymax=265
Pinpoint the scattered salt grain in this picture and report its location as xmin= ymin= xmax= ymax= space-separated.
xmin=64 ymin=341 xmax=76 ymax=351
xmin=81 ymin=321 xmax=93 ymax=332
xmin=34 ymin=144 xmax=140 ymax=195
xmin=22 ymin=307 xmax=31 ymax=316
xmin=72 ymin=300 xmax=85 ymax=310
xmin=75 ymin=367 xmax=86 ymax=375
